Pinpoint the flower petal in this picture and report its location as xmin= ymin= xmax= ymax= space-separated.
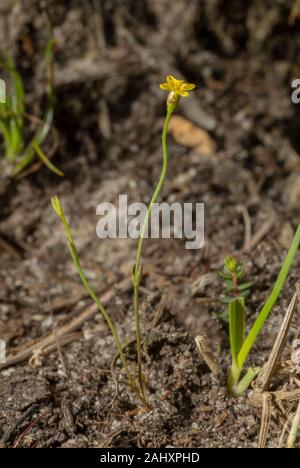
xmin=166 ymin=75 xmax=176 ymax=86
xmin=177 ymin=90 xmax=189 ymax=97
xmin=160 ymin=75 xmax=196 ymax=97
xmin=179 ymin=83 xmax=196 ymax=91
xmin=166 ymin=75 xmax=183 ymax=89
xmin=159 ymin=83 xmax=172 ymax=91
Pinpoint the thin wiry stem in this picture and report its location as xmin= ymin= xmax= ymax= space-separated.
xmin=132 ymin=108 xmax=174 ymax=404
xmin=51 ymin=196 xmax=129 ymax=378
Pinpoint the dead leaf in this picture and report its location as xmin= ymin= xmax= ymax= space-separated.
xmin=168 ymin=115 xmax=216 ymax=156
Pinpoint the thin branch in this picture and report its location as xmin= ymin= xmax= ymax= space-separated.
xmin=256 ymin=289 xmax=299 ymax=391
xmin=287 ymin=400 xmax=300 ymax=448
xmin=258 ymin=392 xmax=272 ymax=448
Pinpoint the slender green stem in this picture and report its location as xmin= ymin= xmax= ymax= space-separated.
xmin=133 ymin=279 xmax=146 ymax=403
xmin=134 ymin=109 xmax=173 ymax=268
xmin=68 ymin=241 xmax=128 ymax=374
xmin=132 ymin=107 xmax=174 ymax=402
xmin=51 ymin=196 xmax=129 ymax=377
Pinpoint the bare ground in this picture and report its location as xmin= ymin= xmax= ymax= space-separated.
xmin=0 ymin=0 xmax=300 ymax=448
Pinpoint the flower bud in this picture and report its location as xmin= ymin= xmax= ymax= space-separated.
xmin=51 ymin=195 xmax=63 ymax=217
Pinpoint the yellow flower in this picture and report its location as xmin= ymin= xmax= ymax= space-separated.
xmin=159 ymin=75 xmax=196 ymax=98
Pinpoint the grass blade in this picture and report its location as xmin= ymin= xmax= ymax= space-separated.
xmin=5 ymin=55 xmax=25 ymax=158
xmin=13 ymin=39 xmax=55 ymax=175
xmin=238 ymin=222 xmax=300 ymax=370
xmin=33 ymin=142 xmax=64 ymax=177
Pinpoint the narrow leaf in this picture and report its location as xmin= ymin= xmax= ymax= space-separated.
xmin=33 ymin=143 xmax=64 ymax=177
xmin=229 ymin=297 xmax=246 ymax=365
xmin=238 ymin=282 xmax=253 ymax=291
xmin=13 ymin=39 xmax=55 ymax=175
xmin=238 ymin=223 xmax=300 ymax=369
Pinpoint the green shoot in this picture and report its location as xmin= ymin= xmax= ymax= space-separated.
xmin=226 ymin=223 xmax=300 ymax=396
xmin=219 ymin=256 xmax=252 ymax=304
xmin=0 ymin=55 xmax=25 ymax=161
xmin=13 ymin=39 xmax=56 ymax=175
xmin=0 ymin=40 xmax=62 ymax=177
xmin=51 ymin=195 xmax=129 ymax=377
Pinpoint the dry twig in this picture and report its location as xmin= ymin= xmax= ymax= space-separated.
xmin=256 ymin=289 xmax=299 ymax=391
xmin=195 ymin=335 xmax=220 ymax=377
xmin=258 ymin=392 xmax=272 ymax=448
xmin=287 ymin=399 xmax=300 ymax=448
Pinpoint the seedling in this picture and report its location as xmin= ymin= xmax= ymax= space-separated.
xmin=131 ymin=75 xmax=196 ymax=403
xmin=217 ymin=257 xmax=252 ymax=323
xmin=0 ymin=40 xmax=63 ymax=177
xmin=225 ymin=223 xmax=300 ymax=396
xmin=51 ymin=196 xmax=129 ymax=378
xmin=51 ymin=76 xmax=196 ymax=407
xmin=219 ymin=256 xmax=252 ymax=304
